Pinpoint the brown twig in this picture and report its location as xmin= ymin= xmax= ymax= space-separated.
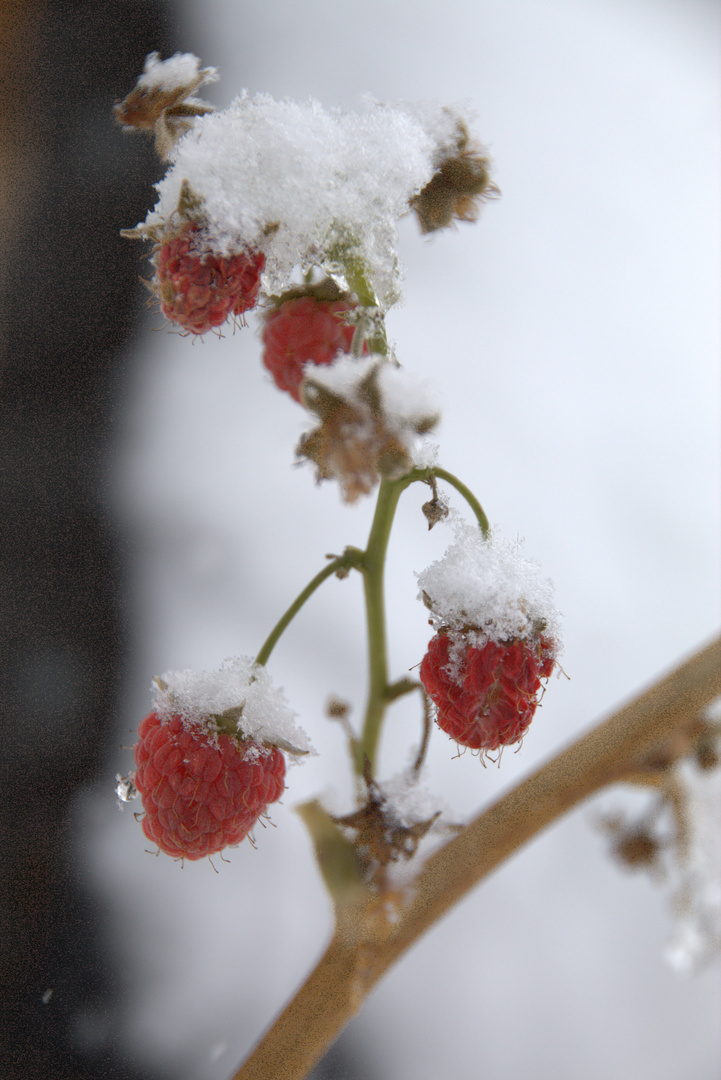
xmin=231 ymin=635 xmax=721 ymax=1080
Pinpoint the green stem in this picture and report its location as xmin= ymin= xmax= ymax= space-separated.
xmin=355 ymin=476 xmax=412 ymax=773
xmin=255 ymin=549 xmax=363 ymax=668
xmin=429 ymin=467 xmax=490 ymax=536
xmin=402 ymin=466 xmax=490 ymax=536
xmin=326 ymin=232 xmax=388 ymax=356
xmin=354 ymin=465 xmax=488 ymax=774
xmin=254 ymin=465 xmax=487 ymax=776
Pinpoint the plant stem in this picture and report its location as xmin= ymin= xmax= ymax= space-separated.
xmin=231 ymin=634 xmax=721 ymax=1080
xmin=255 ymin=466 xmax=488 ymax=763
xmin=255 ymin=549 xmax=363 ymax=668
xmin=431 ymin=466 xmax=490 ymax=536
xmin=401 ymin=465 xmax=490 ymax=535
xmin=353 ymin=465 xmax=488 ymax=774
xmin=355 ymin=476 xmax=410 ymax=773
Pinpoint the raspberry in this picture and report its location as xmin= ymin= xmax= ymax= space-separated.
xmin=133 ymin=711 xmax=285 ymax=860
xmin=261 ymin=294 xmax=361 ymax=402
xmin=419 ymin=633 xmax=555 ymax=753
xmin=156 ymin=223 xmax=264 ymax=335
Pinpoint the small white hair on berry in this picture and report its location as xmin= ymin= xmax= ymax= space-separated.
xmin=150 ymin=656 xmax=313 ymax=755
xmin=416 ymin=519 xmax=562 ymax=649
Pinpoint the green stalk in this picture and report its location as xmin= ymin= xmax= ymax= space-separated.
xmin=325 ymin=231 xmax=389 ymax=356
xmin=398 ymin=465 xmax=489 ymax=536
xmin=255 ymin=466 xmax=488 ymax=774
xmin=353 ymin=466 xmax=489 ymax=772
xmin=355 ymin=476 xmax=411 ymax=773
xmin=431 ymin=466 xmax=490 ymax=536
xmin=255 ymin=549 xmax=363 ymax=668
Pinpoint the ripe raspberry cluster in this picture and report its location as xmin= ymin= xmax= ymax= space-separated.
xmin=133 ymin=711 xmax=285 ymax=860
xmin=156 ymin=222 xmax=265 ymax=335
xmin=419 ymin=632 xmax=555 ymax=753
xmin=261 ymin=293 xmax=361 ymax=401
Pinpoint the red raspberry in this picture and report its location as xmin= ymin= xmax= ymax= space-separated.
xmin=261 ymin=294 xmax=362 ymax=402
xmin=156 ymin=223 xmax=264 ymax=335
xmin=419 ymin=633 xmax=555 ymax=753
xmin=133 ymin=712 xmax=285 ymax=860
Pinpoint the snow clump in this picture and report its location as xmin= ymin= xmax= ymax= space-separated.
xmin=417 ymin=519 xmax=562 ymax=649
xmin=151 ymin=657 xmax=312 ymax=755
xmin=140 ymin=91 xmax=462 ymax=306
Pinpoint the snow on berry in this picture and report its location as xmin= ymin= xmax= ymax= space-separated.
xmin=155 ymin=221 xmax=265 ymax=334
xmin=131 ymin=658 xmax=310 ymax=860
xmin=420 ymin=632 xmax=556 ymax=753
xmin=417 ymin=521 xmax=561 ymax=754
xmin=261 ymin=282 xmax=365 ymax=401
xmin=150 ymin=656 xmax=312 ymax=755
xmin=417 ymin=520 xmax=561 ymax=647
xmin=128 ymin=79 xmax=490 ymax=306
xmin=133 ymin=711 xmax=286 ymax=860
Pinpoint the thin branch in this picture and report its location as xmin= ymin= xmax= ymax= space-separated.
xmin=231 ymin=634 xmax=721 ymax=1080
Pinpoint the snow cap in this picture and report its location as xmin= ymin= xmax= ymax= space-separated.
xmin=417 ymin=519 xmax=562 ymax=649
xmin=137 ymin=52 xmax=218 ymax=93
xmin=141 ymin=93 xmax=474 ymax=305
xmin=151 ymin=657 xmax=312 ymax=755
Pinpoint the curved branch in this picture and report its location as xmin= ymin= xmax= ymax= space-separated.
xmin=231 ymin=635 xmax=721 ymax=1080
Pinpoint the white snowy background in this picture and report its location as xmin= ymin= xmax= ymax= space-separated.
xmin=87 ymin=2 xmax=720 ymax=1077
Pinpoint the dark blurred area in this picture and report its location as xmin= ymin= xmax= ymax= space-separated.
xmin=0 ymin=5 xmax=373 ymax=1076
xmin=0 ymin=2 xmax=176 ymax=1076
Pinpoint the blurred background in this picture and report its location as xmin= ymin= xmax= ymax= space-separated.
xmin=2 ymin=1 xmax=719 ymax=1078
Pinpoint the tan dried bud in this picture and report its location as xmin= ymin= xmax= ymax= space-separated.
xmin=114 ymin=52 xmax=218 ymax=160
xmin=326 ymin=697 xmax=350 ymax=719
xmin=298 ymin=397 xmax=412 ymax=503
xmin=298 ymin=360 xmax=437 ymax=503
xmin=613 ymin=828 xmax=661 ymax=870
xmin=601 ymin=812 xmax=664 ymax=875
xmin=332 ymin=760 xmax=441 ymax=887
xmin=422 ymin=496 xmax=449 ymax=530
xmin=411 ymin=120 xmax=499 ymax=234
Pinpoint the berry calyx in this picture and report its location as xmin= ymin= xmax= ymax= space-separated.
xmin=419 ymin=632 xmax=555 ymax=754
xmin=133 ymin=711 xmax=285 ymax=860
xmin=155 ymin=222 xmax=264 ymax=335
xmin=261 ymin=283 xmax=365 ymax=402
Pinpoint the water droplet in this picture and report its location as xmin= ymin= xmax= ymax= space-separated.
xmin=115 ymin=773 xmax=138 ymax=809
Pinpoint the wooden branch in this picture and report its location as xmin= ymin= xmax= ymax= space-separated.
xmin=231 ymin=635 xmax=721 ymax=1080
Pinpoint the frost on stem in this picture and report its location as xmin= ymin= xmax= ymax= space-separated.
xmin=298 ymin=355 xmax=440 ymax=502
xmin=331 ymin=761 xmax=445 ymax=893
xmin=600 ymin=720 xmax=721 ymax=976
xmin=417 ymin=522 xmax=561 ymax=754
